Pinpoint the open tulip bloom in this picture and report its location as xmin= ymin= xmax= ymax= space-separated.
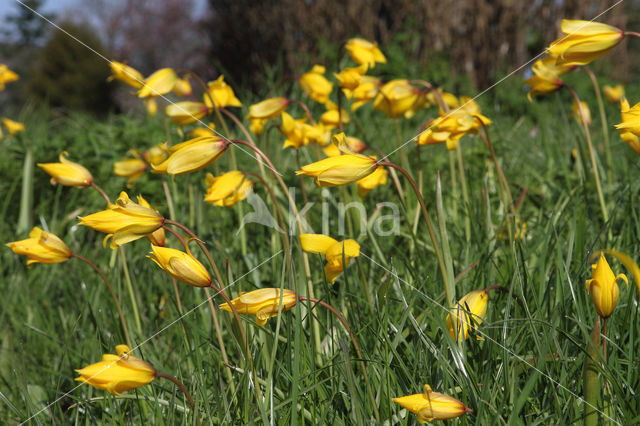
xmin=300 ymin=233 xmax=360 ymax=284
xmin=446 ymin=289 xmax=489 ymax=341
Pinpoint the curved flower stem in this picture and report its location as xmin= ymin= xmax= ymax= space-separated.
xmin=411 ymin=80 xmax=448 ymax=112
xmin=118 ymin=247 xmax=143 ymax=335
xmin=230 ymin=139 xmax=322 ymax=362
xmin=364 ymin=144 xmax=405 ymax=203
xmin=72 ymin=253 xmax=132 ymax=347
xmin=582 ymin=67 xmax=612 ymax=192
xmin=624 ymin=31 xmax=640 ymax=38
xmin=455 ymin=144 xmax=471 ymax=243
xmin=90 ymin=182 xmax=111 ymax=204
xmin=290 ymin=99 xmax=315 ymax=124
xmin=380 ymin=161 xmax=451 ymax=307
xmin=299 ymin=296 xmax=379 ymax=421
xmin=564 ymin=84 xmax=608 ymax=223
xmin=155 ymin=371 xmax=194 ymax=408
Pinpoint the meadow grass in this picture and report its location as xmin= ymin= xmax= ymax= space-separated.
xmin=1 ymin=73 xmax=640 ymax=425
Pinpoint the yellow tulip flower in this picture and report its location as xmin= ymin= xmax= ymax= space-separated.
xmin=299 ymin=65 xmax=333 ymax=104
xmin=334 ymin=64 xmax=367 ymax=90
xmin=108 ymin=61 xmax=143 ymax=88
xmin=615 ymin=98 xmax=640 ymax=155
xmin=525 ymin=59 xmax=567 ymax=101
xmin=38 ymin=152 xmax=93 ymax=187
xmin=373 ymin=79 xmax=419 ymax=118
xmin=357 ymin=165 xmax=388 ymax=197
xmin=603 ymin=84 xmax=624 ymax=104
xmin=204 ymin=75 xmax=242 ymax=108
xmin=572 ymin=100 xmax=591 ymax=126
xmin=204 ymin=171 xmax=253 ymax=207
xmin=345 ymin=38 xmax=386 ymax=67
xmin=137 ymin=195 xmax=166 ymax=247
xmin=144 ymin=98 xmax=158 ymax=116
xmin=113 ymin=158 xmax=147 ymax=184
xmin=152 ymin=136 xmax=228 ymax=175
xmin=249 ymin=117 xmax=268 ymax=135
xmin=392 ymin=384 xmax=472 ymax=423
xmin=190 ymin=123 xmax=217 ymax=138
xmin=0 ymin=64 xmax=19 ymax=90
xmin=319 ymin=105 xmax=350 ymax=129
xmin=248 ymin=97 xmax=290 ymax=120
xmin=586 ymin=253 xmax=628 ymax=318
xmin=300 ymin=234 xmax=360 ymax=284
xmin=6 ymin=226 xmax=72 ymax=267
xmin=143 ymin=143 xmax=169 ymax=166
xmin=172 ymin=76 xmax=192 ymax=97
xmin=165 ymin=101 xmax=210 ymax=125
xmin=547 ymin=19 xmax=624 ymax=66
xmin=137 ymin=68 xmax=178 ymax=98
xmin=148 ymin=245 xmax=211 ymax=287
xmin=418 ymin=107 xmax=491 ymax=151
xmin=219 ymin=288 xmax=298 ymax=326
xmin=1 ymin=118 xmax=25 ymax=135
xmin=79 ymin=191 xmax=164 ymax=249
xmin=349 ymin=76 xmax=380 ymax=110
xmin=279 ymin=112 xmax=325 ymax=150
xmin=75 ymin=345 xmax=156 ymax=395
xmin=446 ymin=289 xmax=489 ymax=341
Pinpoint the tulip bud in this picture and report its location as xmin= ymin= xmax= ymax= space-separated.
xmin=585 ymin=253 xmax=628 ymax=318
xmin=393 ymin=384 xmax=472 ymax=422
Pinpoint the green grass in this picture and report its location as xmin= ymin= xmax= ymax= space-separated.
xmin=2 ymin=71 xmax=640 ymax=425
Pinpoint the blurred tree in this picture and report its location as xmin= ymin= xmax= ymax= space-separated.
xmin=26 ymin=21 xmax=113 ymax=114
xmin=2 ymin=0 xmax=53 ymax=45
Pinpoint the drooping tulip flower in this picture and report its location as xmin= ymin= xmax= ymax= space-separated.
xmin=219 ymin=288 xmax=298 ymax=326
xmin=547 ymin=19 xmax=624 ymax=66
xmin=300 ymin=233 xmax=360 ymax=284
xmin=279 ymin=112 xmax=324 ymax=150
xmin=204 ymin=75 xmax=242 ymax=108
xmin=297 ymin=154 xmax=378 ymax=187
xmin=148 ymin=245 xmax=211 ymax=287
xmin=165 ymin=101 xmax=210 ymax=125
xmin=137 ymin=195 xmax=165 ymax=247
xmin=348 ymin=76 xmax=380 ymax=110
xmin=79 ymin=191 xmax=164 ymax=249
xmin=144 ymin=98 xmax=158 ymax=116
xmin=357 ymin=164 xmax=388 ymax=197
xmin=615 ymin=98 xmax=640 ymax=154
xmin=1 ymin=118 xmax=25 ymax=135
xmin=75 ymin=345 xmax=156 ymax=395
xmin=373 ymin=79 xmax=419 ymax=118
xmin=392 ymin=384 xmax=472 ymax=423
xmin=204 ymin=171 xmax=253 ymax=207
xmin=6 ymin=227 xmax=72 ymax=267
xmin=572 ymin=100 xmax=592 ymax=126
xmin=190 ymin=123 xmax=217 ymax=138
xmin=38 ymin=152 xmax=93 ymax=187
xmin=142 ymin=143 xmax=169 ymax=166
xmin=0 ymin=64 xmax=19 ymax=90
xmin=345 ymin=38 xmax=386 ymax=67
xmin=113 ymin=158 xmax=147 ymax=185
xmin=446 ymin=289 xmax=489 ymax=341
xmin=602 ymin=84 xmax=624 ymax=104
xmin=298 ymin=65 xmax=333 ymax=104
xmin=418 ymin=102 xmax=491 ymax=151
xmin=108 ymin=61 xmax=143 ymax=88
xmin=585 ymin=253 xmax=628 ymax=318
xmin=152 ymin=136 xmax=228 ymax=175
xmin=525 ymin=57 xmax=570 ymax=101
xmin=319 ymin=102 xmax=350 ymax=129
xmin=248 ymin=97 xmax=290 ymax=120
xmin=172 ymin=76 xmax=192 ymax=97
xmin=334 ymin=64 xmax=367 ymax=91
xmin=137 ymin=68 xmax=178 ymax=98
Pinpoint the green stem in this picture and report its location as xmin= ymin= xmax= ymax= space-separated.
xmin=91 ymin=182 xmax=111 ymax=205
xmin=584 ymin=317 xmax=601 ymax=426
xmin=72 ymin=253 xmax=132 ymax=347
xmin=355 ymin=258 xmax=374 ymax=315
xmin=455 ymin=144 xmax=471 ymax=243
xmin=583 ymin=67 xmax=612 ymax=193
xmin=119 ymin=247 xmax=142 ymax=334
xmin=564 ymin=84 xmax=608 ymax=223
xmin=155 ymin=371 xmax=194 ymax=408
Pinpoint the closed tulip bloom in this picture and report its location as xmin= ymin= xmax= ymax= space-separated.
xmin=603 ymin=84 xmax=624 ymax=104
xmin=299 ymin=65 xmax=333 ymax=104
xmin=190 ymin=124 xmax=217 ymax=138
xmin=113 ymin=158 xmax=147 ymax=184
xmin=148 ymin=245 xmax=211 ymax=287
xmin=616 ymin=98 xmax=640 ymax=155
xmin=446 ymin=289 xmax=489 ymax=341
xmin=349 ymin=76 xmax=380 ymax=110
xmin=6 ymin=226 xmax=72 ymax=266
xmin=0 ymin=64 xmax=19 ymax=90
xmin=319 ymin=105 xmax=350 ymax=128
xmin=165 ymin=101 xmax=210 ymax=125
xmin=248 ymin=97 xmax=290 ymax=120
xmin=525 ymin=56 xmax=570 ymax=101
xmin=79 ymin=191 xmax=164 ymax=249
xmin=249 ymin=117 xmax=268 ymax=135
xmin=1 ymin=118 xmax=25 ymax=135
xmin=373 ymin=79 xmax=419 ymax=118
xmin=219 ymin=288 xmax=297 ymax=326
xmin=204 ymin=75 xmax=242 ymax=108
xmin=547 ymin=20 xmax=624 ymax=66
xmin=357 ymin=165 xmax=388 ymax=197
xmin=137 ymin=195 xmax=165 ymax=246
xmin=297 ymin=154 xmax=377 ymax=187
xmin=137 ymin=68 xmax=178 ymax=98
xmin=38 ymin=152 xmax=93 ymax=187
xmin=334 ymin=64 xmax=367 ymax=90
xmin=586 ymin=253 xmax=628 ymax=318
xmin=152 ymin=136 xmax=228 ymax=175
xmin=75 ymin=345 xmax=156 ymax=395
xmin=393 ymin=384 xmax=472 ymax=423
xmin=572 ymin=100 xmax=591 ymax=126
xmin=108 ymin=61 xmax=143 ymax=88
xmin=345 ymin=38 xmax=386 ymax=67
xmin=172 ymin=76 xmax=192 ymax=97
xmin=143 ymin=143 xmax=169 ymax=166
xmin=204 ymin=171 xmax=253 ymax=207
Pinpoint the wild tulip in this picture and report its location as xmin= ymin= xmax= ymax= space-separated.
xmin=137 ymin=195 xmax=166 ymax=247
xmin=148 ymin=245 xmax=211 ymax=287
xmin=108 ymin=61 xmax=143 ymax=88
xmin=165 ymin=101 xmax=210 ymax=125
xmin=152 ymin=136 xmax=228 ymax=175
xmin=572 ymin=100 xmax=592 ymax=126
xmin=75 ymin=345 xmax=156 ymax=395
xmin=79 ymin=191 xmax=164 ymax=249
xmin=373 ymin=79 xmax=419 ymax=118
xmin=6 ymin=227 xmax=72 ymax=267
xmin=190 ymin=124 xmax=217 ymax=138
xmin=172 ymin=76 xmax=192 ymax=97
xmin=392 ymin=384 xmax=472 ymax=423
xmin=603 ymin=84 xmax=624 ymax=104
xmin=1 ymin=118 xmax=24 ymax=135
xmin=525 ymin=56 xmax=570 ymax=101
xmin=300 ymin=233 xmax=360 ymax=284
xmin=144 ymin=98 xmax=158 ymax=116
xmin=585 ymin=253 xmax=628 ymax=318
xmin=547 ymin=19 xmax=624 ymax=66
xmin=357 ymin=165 xmax=388 ymax=197
xmin=0 ymin=64 xmax=19 ymax=90
xmin=113 ymin=158 xmax=147 ymax=184
xmin=219 ymin=288 xmax=297 ymax=326
xmin=334 ymin=64 xmax=367 ymax=91
xmin=248 ymin=97 xmax=290 ymax=120
xmin=615 ymin=98 xmax=640 ymax=154
xmin=204 ymin=75 xmax=242 ymax=108
xmin=319 ymin=104 xmax=350 ymax=128
xmin=38 ymin=152 xmax=93 ymax=187
xmin=345 ymin=38 xmax=386 ymax=67
xmin=348 ymin=75 xmax=380 ymax=110
xmin=298 ymin=65 xmax=333 ymax=104
xmin=446 ymin=289 xmax=489 ymax=341
xmin=204 ymin=171 xmax=253 ymax=207
xmin=142 ymin=143 xmax=169 ymax=166
xmin=137 ymin=68 xmax=178 ymax=98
